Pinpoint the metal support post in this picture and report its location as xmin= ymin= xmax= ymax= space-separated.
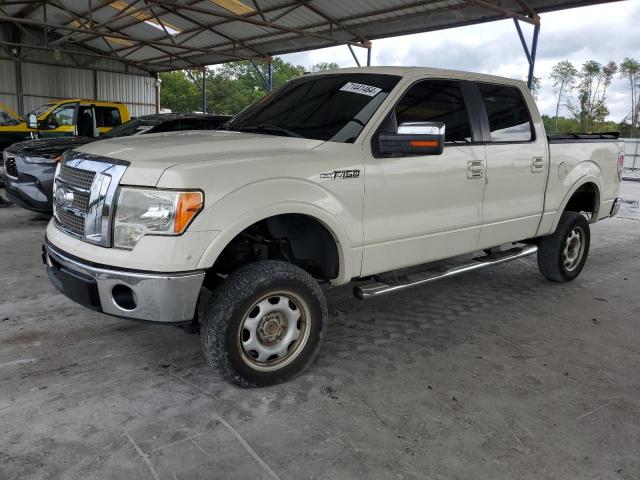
xmin=268 ymin=60 xmax=273 ymax=91
xmin=367 ymin=46 xmax=372 ymax=66
xmin=155 ymin=73 xmax=161 ymax=114
xmin=201 ymin=67 xmax=206 ymax=114
xmin=513 ymin=18 xmax=540 ymax=90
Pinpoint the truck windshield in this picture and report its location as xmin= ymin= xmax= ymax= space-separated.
xmin=27 ymin=103 xmax=56 ymax=118
xmin=102 ymin=117 xmax=163 ymax=138
xmin=227 ymin=73 xmax=401 ymax=143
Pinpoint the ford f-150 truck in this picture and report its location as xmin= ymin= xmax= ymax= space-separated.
xmin=43 ymin=67 xmax=623 ymax=387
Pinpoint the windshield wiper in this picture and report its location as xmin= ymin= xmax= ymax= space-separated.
xmin=234 ymin=123 xmax=304 ymax=138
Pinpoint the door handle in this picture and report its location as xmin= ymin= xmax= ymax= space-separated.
xmin=467 ymin=160 xmax=485 ymax=179
xmin=531 ymin=156 xmax=545 ymax=173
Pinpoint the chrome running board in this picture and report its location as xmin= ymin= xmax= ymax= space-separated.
xmin=354 ymin=245 xmax=538 ymax=299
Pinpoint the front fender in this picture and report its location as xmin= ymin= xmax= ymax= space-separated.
xmin=194 ymin=178 xmax=362 ymax=285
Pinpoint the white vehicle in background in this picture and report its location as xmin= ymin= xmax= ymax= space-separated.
xmin=43 ymin=67 xmax=623 ymax=387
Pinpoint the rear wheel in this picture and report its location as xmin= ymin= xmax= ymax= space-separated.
xmin=201 ymin=260 xmax=328 ymax=387
xmin=537 ymin=211 xmax=590 ymax=282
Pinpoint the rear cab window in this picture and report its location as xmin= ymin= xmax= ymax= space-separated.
xmin=95 ymin=106 xmax=122 ymax=128
xmin=477 ymin=84 xmax=534 ymax=142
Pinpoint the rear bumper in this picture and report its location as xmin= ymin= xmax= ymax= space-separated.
xmin=43 ymin=239 xmax=205 ymax=323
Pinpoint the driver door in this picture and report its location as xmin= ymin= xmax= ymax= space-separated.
xmin=361 ymin=79 xmax=486 ymax=276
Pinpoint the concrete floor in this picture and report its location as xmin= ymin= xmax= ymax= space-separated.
xmin=1 ymin=184 xmax=640 ymax=480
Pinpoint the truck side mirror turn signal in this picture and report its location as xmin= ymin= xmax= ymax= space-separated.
xmin=378 ymin=121 xmax=445 ymax=156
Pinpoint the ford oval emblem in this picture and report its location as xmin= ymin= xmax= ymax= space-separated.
xmin=54 ymin=186 xmax=74 ymax=208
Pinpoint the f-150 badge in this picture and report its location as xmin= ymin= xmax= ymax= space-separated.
xmin=320 ymin=169 xmax=360 ymax=179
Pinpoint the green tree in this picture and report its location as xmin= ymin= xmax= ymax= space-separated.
xmin=530 ymin=76 xmax=541 ymax=101
xmin=620 ymin=57 xmax=640 ymax=128
xmin=159 ymin=58 xmax=309 ymax=115
xmin=158 ymin=70 xmax=202 ymax=113
xmin=549 ymin=60 xmax=578 ymax=132
xmin=568 ymin=60 xmax=616 ymax=131
xmin=310 ymin=62 xmax=340 ymax=72
xmin=541 ymin=114 xmax=619 ymax=134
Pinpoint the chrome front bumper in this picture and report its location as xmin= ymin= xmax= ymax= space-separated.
xmin=44 ymin=240 xmax=205 ymax=323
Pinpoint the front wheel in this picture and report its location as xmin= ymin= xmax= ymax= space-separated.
xmin=201 ymin=260 xmax=328 ymax=387
xmin=537 ymin=211 xmax=590 ymax=282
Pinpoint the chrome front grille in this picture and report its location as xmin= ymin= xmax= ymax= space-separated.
xmin=53 ymin=153 xmax=128 ymax=247
xmin=58 ymin=164 xmax=95 ymax=189
xmin=71 ymin=190 xmax=90 ymax=211
xmin=56 ymin=208 xmax=85 ymax=236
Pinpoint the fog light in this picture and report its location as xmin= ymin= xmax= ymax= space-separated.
xmin=112 ymin=284 xmax=137 ymax=311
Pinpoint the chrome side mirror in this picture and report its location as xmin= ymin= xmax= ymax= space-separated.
xmin=397 ymin=122 xmax=445 ymax=136
xmin=27 ymin=113 xmax=38 ymax=130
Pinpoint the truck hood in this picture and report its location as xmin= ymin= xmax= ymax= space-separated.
xmin=72 ymin=130 xmax=325 ymax=186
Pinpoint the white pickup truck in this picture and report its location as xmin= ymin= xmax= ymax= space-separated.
xmin=43 ymin=67 xmax=623 ymax=386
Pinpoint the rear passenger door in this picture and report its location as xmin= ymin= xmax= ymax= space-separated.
xmin=475 ymin=83 xmax=548 ymax=249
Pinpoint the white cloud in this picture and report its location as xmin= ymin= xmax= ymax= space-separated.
xmin=280 ymin=0 xmax=640 ymax=122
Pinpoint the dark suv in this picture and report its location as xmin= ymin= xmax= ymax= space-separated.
xmin=3 ymin=113 xmax=231 ymax=213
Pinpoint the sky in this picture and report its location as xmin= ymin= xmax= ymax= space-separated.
xmin=280 ymin=0 xmax=640 ymax=122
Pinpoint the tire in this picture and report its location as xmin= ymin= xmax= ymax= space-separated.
xmin=537 ymin=211 xmax=590 ymax=282
xmin=201 ymin=260 xmax=328 ymax=387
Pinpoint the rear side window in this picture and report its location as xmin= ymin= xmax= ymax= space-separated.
xmin=477 ymin=84 xmax=533 ymax=142
xmin=95 ymin=106 xmax=122 ymax=127
xmin=394 ymin=80 xmax=472 ymax=143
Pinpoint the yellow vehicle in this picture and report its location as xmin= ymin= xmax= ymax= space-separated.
xmin=1 ymin=99 xmax=130 ymax=152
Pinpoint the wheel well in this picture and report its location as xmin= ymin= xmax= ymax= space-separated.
xmin=564 ymin=182 xmax=599 ymax=218
xmin=206 ymin=214 xmax=340 ymax=285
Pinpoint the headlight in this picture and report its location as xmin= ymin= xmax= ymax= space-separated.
xmin=113 ymin=187 xmax=203 ymax=250
xmin=23 ymin=155 xmax=61 ymax=164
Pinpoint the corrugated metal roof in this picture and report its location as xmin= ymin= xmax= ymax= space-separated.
xmin=0 ymin=0 xmax=623 ymax=73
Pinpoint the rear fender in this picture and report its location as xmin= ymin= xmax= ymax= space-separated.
xmin=548 ymin=160 xmax=603 ymax=232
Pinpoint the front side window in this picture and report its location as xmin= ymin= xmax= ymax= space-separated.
xmin=394 ymin=80 xmax=472 ymax=143
xmin=227 ymin=73 xmax=401 ymax=143
xmin=478 ymin=84 xmax=533 ymax=142
xmin=95 ymin=106 xmax=122 ymax=127
xmin=0 ymin=110 xmax=19 ymax=126
xmin=45 ymin=103 xmax=77 ymax=128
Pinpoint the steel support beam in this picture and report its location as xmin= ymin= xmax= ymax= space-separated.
xmin=202 ymin=68 xmax=206 ymax=114
xmin=268 ymin=60 xmax=273 ymax=91
xmin=250 ymin=59 xmax=271 ymax=91
xmin=514 ymin=18 xmax=540 ymax=90
xmin=348 ymin=44 xmax=360 ymax=67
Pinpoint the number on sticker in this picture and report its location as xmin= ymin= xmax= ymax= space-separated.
xmin=340 ymin=82 xmax=382 ymax=97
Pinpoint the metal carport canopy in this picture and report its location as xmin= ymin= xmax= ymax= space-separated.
xmin=0 ymin=0 xmax=623 ymax=74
